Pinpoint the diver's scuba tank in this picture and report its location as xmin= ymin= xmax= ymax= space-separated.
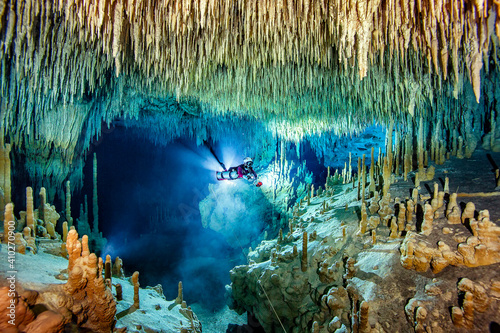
xmin=216 ymin=169 xmax=239 ymax=180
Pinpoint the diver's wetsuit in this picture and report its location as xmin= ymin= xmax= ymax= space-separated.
xmin=228 ymin=163 xmax=258 ymax=180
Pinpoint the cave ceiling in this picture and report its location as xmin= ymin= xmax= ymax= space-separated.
xmin=0 ymin=0 xmax=499 ymax=190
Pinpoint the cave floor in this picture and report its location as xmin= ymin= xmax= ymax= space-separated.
xmin=391 ymin=148 xmax=500 ymax=222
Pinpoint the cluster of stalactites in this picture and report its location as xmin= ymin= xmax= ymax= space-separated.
xmin=0 ymin=0 xmax=498 ymax=109
xmin=0 ymin=0 xmax=499 ymax=190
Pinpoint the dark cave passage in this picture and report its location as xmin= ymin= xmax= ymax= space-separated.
xmin=78 ymin=126 xmax=254 ymax=310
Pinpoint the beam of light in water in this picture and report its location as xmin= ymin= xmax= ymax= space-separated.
xmin=86 ymin=128 xmax=269 ymax=312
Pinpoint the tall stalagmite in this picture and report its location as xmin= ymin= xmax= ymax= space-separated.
xmin=66 ymin=180 xmax=73 ymax=227
xmin=0 ymin=143 xmax=11 ymax=218
xmin=92 ymin=153 xmax=99 ymax=234
xmin=26 ymin=187 xmax=35 ymax=237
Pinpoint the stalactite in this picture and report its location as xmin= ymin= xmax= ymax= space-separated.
xmin=0 ymin=0 xmax=496 ymax=176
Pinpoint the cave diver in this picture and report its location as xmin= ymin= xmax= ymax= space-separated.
xmin=206 ymin=142 xmax=262 ymax=186
xmin=216 ymin=157 xmax=262 ymax=187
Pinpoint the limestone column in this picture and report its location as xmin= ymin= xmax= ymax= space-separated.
xmin=93 ymin=153 xmax=99 ymax=233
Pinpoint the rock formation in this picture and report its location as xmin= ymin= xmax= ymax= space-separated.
xmin=0 ymin=229 xmax=116 ymax=332
xmin=228 ymin=141 xmax=500 ymax=332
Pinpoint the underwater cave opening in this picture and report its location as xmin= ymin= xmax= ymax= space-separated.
xmin=77 ymin=125 xmax=261 ymax=311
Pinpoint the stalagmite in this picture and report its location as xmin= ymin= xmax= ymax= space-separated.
xmin=359 ymin=301 xmax=370 ymax=333
xmin=415 ymin=306 xmax=427 ymax=333
xmin=66 ymin=229 xmax=81 ymax=272
xmin=3 ymin=203 xmax=14 ymax=243
xmin=132 ymin=271 xmax=140 ymax=309
xmin=176 ymin=281 xmax=183 ymax=304
xmin=446 ymin=193 xmax=459 ymax=217
xmin=358 ymin=157 xmax=362 ymax=200
xmin=361 ymin=154 xmax=366 ymax=204
xmin=0 ymin=144 xmax=11 ymax=214
xmin=417 ymin=117 xmax=425 ymax=175
xmin=45 ymin=220 xmax=56 ymax=239
xmin=326 ymin=166 xmax=330 ymax=188
xmin=390 ymin=217 xmax=399 ymax=238
xmin=358 ymin=202 xmax=368 ymax=235
xmin=113 ymin=256 xmax=124 ymax=277
xmin=462 ymin=202 xmax=476 ymax=224
xmin=301 ymin=231 xmax=308 ymax=272
xmin=66 ymin=181 xmax=73 ymax=227
xmin=14 ymin=233 xmax=27 ymax=254
xmin=412 ymin=188 xmax=419 ymax=202
xmin=39 ymin=187 xmax=47 ymax=222
xmin=348 ymin=153 xmax=352 ymax=184
xmin=81 ymin=235 xmax=90 ymax=257
xmin=382 ymin=156 xmax=391 ymax=196
xmin=369 ymin=147 xmax=375 ymax=194
xmin=406 ymin=199 xmax=415 ymax=224
xmin=452 ymin=291 xmax=474 ymax=328
xmin=421 ymin=203 xmax=434 ymax=235
xmin=23 ymin=227 xmax=37 ymax=254
xmin=116 ymin=283 xmax=123 ymax=301
xmin=62 ymin=221 xmax=68 ymax=242
xmin=63 ymin=229 xmax=117 ymax=331
xmin=398 ymin=202 xmax=406 ymax=232
xmin=26 ymin=187 xmax=35 ymax=237
xmin=369 ymin=192 xmax=380 ymax=214
xmin=93 ymin=153 xmax=99 ymax=235
xmin=105 ymin=254 xmax=112 ymax=285
xmin=0 ymin=146 xmax=4 ymax=216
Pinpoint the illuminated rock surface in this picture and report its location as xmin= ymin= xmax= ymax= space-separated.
xmin=229 ymin=149 xmax=500 ymax=332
